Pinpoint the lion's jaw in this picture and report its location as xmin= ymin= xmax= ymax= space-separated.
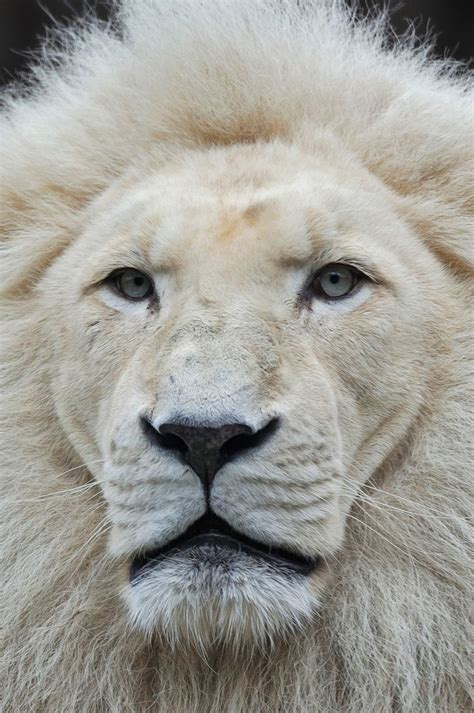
xmin=46 ymin=141 xmax=441 ymax=651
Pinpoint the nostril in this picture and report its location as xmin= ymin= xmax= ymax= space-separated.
xmin=141 ymin=417 xmax=189 ymax=457
xmin=156 ymin=431 xmax=189 ymax=455
xmin=220 ymin=417 xmax=279 ymax=463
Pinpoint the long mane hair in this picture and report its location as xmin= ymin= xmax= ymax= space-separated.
xmin=1 ymin=2 xmax=472 ymax=710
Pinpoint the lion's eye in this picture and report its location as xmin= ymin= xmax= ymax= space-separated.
xmin=112 ymin=269 xmax=154 ymax=301
xmin=311 ymin=264 xmax=359 ymax=299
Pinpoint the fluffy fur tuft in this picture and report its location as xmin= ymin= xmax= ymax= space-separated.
xmin=126 ymin=548 xmax=318 ymax=652
xmin=1 ymin=1 xmax=472 ymax=711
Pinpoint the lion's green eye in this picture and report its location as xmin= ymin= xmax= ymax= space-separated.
xmin=312 ymin=264 xmax=358 ymax=299
xmin=113 ymin=269 xmax=153 ymax=300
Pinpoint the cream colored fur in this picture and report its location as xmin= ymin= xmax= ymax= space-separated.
xmin=1 ymin=1 xmax=473 ymax=712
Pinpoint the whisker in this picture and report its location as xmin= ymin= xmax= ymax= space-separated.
xmin=6 ymin=481 xmax=103 ymax=504
xmin=59 ymin=458 xmax=106 ymax=474
xmin=65 ymin=517 xmax=111 ymax=583
xmin=343 ymin=477 xmax=467 ymax=522
xmin=345 ymin=512 xmax=423 ymax=569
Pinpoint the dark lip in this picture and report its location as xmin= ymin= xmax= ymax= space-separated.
xmin=130 ymin=513 xmax=320 ymax=581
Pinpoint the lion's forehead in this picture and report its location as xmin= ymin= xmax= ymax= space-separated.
xmin=81 ymin=143 xmax=403 ymax=283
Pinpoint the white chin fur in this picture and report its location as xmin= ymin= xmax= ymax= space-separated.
xmin=125 ymin=546 xmax=318 ymax=652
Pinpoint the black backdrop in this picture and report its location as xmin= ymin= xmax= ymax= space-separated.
xmin=0 ymin=0 xmax=472 ymax=86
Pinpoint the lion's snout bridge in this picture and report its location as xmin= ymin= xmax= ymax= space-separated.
xmin=142 ymin=416 xmax=279 ymax=491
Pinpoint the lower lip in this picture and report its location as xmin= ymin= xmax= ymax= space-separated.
xmin=130 ymin=533 xmax=320 ymax=581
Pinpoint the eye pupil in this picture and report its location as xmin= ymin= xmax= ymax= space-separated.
xmin=329 ymin=273 xmax=340 ymax=284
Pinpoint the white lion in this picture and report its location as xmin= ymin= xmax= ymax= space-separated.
xmin=1 ymin=1 xmax=472 ymax=711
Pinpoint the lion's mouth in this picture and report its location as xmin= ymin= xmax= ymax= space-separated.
xmin=130 ymin=512 xmax=320 ymax=581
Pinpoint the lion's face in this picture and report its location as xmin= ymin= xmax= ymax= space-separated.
xmin=45 ymin=141 xmax=439 ymax=649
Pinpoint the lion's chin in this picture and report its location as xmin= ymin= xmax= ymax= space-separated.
xmin=125 ymin=544 xmax=320 ymax=652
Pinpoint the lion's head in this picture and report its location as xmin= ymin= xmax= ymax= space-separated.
xmin=46 ymin=139 xmax=448 ymax=647
xmin=1 ymin=2 xmax=472 ymax=711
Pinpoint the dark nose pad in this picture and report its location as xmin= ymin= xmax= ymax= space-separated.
xmin=143 ymin=417 xmax=279 ymax=489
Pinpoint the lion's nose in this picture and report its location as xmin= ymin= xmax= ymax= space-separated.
xmin=143 ymin=418 xmax=279 ymax=489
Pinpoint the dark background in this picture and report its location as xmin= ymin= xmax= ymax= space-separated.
xmin=0 ymin=0 xmax=472 ymax=86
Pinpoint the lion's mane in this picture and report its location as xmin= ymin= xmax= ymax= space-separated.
xmin=1 ymin=2 xmax=472 ymax=711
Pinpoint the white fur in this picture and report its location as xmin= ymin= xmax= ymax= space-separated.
xmin=1 ymin=2 xmax=472 ymax=712
xmin=127 ymin=548 xmax=317 ymax=651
